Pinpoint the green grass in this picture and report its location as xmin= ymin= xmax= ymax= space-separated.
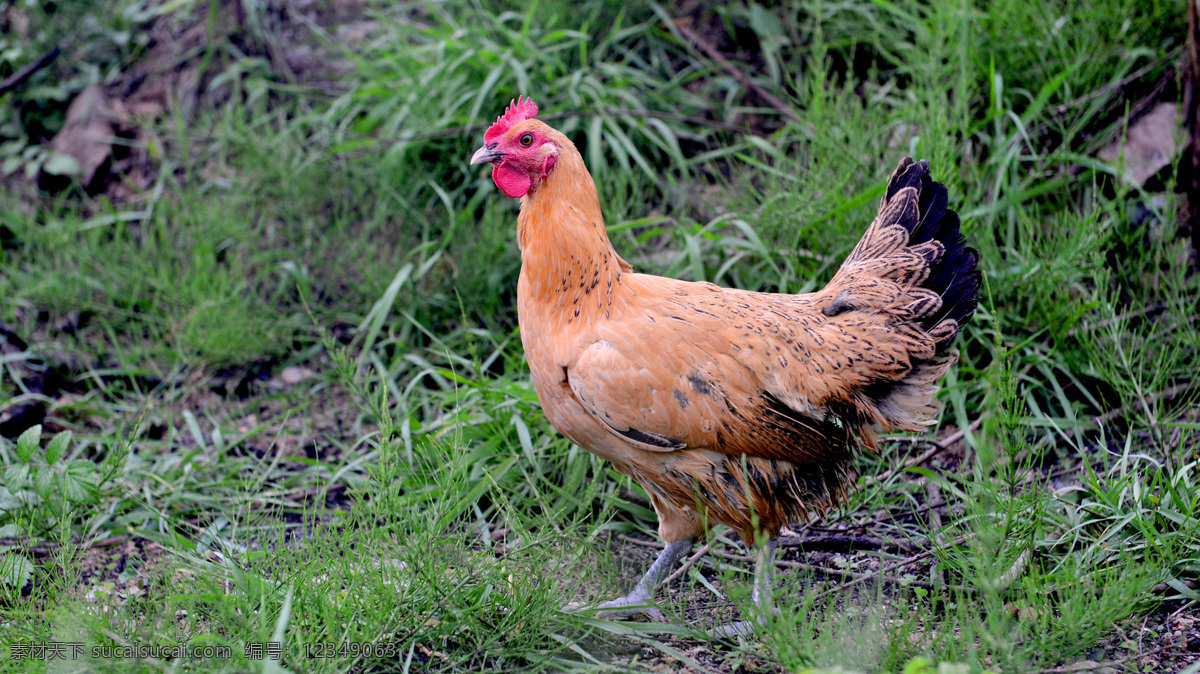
xmin=1 ymin=0 xmax=1197 ymax=671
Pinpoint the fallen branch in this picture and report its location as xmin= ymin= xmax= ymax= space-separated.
xmin=709 ymin=547 xmax=974 ymax=595
xmin=0 ymin=534 xmax=129 ymax=558
xmin=1151 ymin=578 xmax=1200 ymax=595
xmin=1090 ymin=382 xmax=1194 ymax=427
xmin=670 ymin=20 xmax=799 ymax=123
xmin=664 ymin=541 xmax=712 ymax=586
xmin=867 ymin=498 xmax=948 ymax=528
xmin=993 ymin=549 xmax=1030 ymax=592
xmin=0 ymin=47 xmax=60 ymax=96
xmin=620 ymin=534 xmax=668 ymax=550
xmin=775 ymin=534 xmax=916 ymax=553
xmin=1052 ymin=53 xmax=1182 ymax=118
xmin=622 ymin=532 xmax=975 ymax=596
xmin=1031 ymin=642 xmax=1181 ymax=673
xmin=863 ymin=419 xmax=982 ymax=489
xmin=1063 ymin=303 xmax=1166 ymax=338
xmin=806 ymin=534 xmax=974 ymax=602
xmin=1168 ymin=598 xmax=1197 ymax=621
xmin=1038 ymin=381 xmax=1196 ymax=456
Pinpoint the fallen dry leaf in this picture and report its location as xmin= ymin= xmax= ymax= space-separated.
xmin=45 ymin=84 xmax=114 ymax=191
xmin=1099 ymin=102 xmax=1187 ymax=186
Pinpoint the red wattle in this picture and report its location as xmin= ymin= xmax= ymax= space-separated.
xmin=493 ymin=164 xmax=532 ymax=198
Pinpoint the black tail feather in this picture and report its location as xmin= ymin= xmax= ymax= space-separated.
xmin=886 ymin=158 xmax=981 ymax=351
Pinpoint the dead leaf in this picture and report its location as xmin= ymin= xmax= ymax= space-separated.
xmin=45 ymin=84 xmax=114 ymax=191
xmin=1099 ymin=102 xmax=1187 ymax=187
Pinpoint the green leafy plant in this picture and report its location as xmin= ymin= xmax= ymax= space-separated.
xmin=0 ymin=424 xmax=119 ymax=592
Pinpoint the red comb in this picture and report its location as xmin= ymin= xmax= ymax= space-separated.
xmin=483 ymin=96 xmax=539 ymax=143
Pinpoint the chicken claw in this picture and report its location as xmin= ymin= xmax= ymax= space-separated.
xmin=595 ymin=588 xmax=668 ymax=622
xmin=592 ymin=537 xmax=694 ymax=623
xmin=709 ymin=539 xmax=779 ymax=640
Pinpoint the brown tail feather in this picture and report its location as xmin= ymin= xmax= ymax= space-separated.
xmin=830 ymin=158 xmax=981 ymax=433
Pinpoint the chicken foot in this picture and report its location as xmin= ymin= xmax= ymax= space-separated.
xmin=594 ymin=537 xmax=695 ymax=622
xmin=710 ymin=538 xmax=779 ymax=639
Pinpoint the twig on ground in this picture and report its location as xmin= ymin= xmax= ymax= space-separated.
xmin=925 ymin=482 xmax=946 ymax=586
xmin=639 ymin=529 xmax=976 ymax=596
xmin=993 ymin=549 xmax=1030 ymax=592
xmin=624 ymin=531 xmax=934 ymax=590
xmin=806 ymin=534 xmax=974 ymax=602
xmin=1091 ymin=382 xmax=1194 ymax=427
xmin=1169 ymin=599 xmax=1197 ymax=621
xmin=862 ymin=380 xmax=1192 ymax=497
xmin=670 ymin=20 xmax=799 ymax=123
xmin=620 ymin=534 xmax=666 ymax=550
xmin=1151 ymin=579 xmax=1200 ymax=594
xmin=89 ymin=535 xmax=130 ymax=549
xmin=0 ymin=47 xmax=60 ymax=96
xmin=788 ymin=519 xmax=820 ymax=538
xmin=709 ymin=546 xmax=974 ymax=594
xmin=1064 ymin=303 xmax=1166 ymax=337
xmin=622 ymin=531 xmax=914 ymax=556
xmin=925 ymin=483 xmax=944 ymax=541
xmin=101 ymin=629 xmax=168 ymax=671
xmin=1052 ymin=53 xmax=1183 ymax=117
xmin=665 ymin=542 xmax=712 ymax=586
xmin=1031 ymin=642 xmax=1181 ymax=673
xmin=863 ymin=419 xmax=982 ymax=489
xmin=867 ymin=498 xmax=948 ymax=528
xmin=0 ymin=533 xmax=130 ymax=558
xmin=775 ymin=534 xmax=916 ymax=553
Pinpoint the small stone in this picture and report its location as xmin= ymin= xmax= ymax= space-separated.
xmin=279 ymin=366 xmax=315 ymax=385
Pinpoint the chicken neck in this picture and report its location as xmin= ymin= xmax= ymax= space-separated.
xmin=515 ymin=148 xmax=626 ymax=322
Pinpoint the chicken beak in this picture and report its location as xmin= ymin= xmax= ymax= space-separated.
xmin=470 ymin=144 xmax=505 ymax=165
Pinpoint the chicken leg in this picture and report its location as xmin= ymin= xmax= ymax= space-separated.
xmin=595 ymin=537 xmax=694 ymax=622
xmin=710 ymin=538 xmax=779 ymax=639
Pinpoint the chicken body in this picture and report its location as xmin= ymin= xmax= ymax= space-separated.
xmin=472 ymin=98 xmax=979 ymax=630
xmin=519 ymin=246 xmax=860 ymax=547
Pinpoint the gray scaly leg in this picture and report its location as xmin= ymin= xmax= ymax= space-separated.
xmin=711 ymin=538 xmax=779 ymax=639
xmin=595 ymin=537 xmax=695 ymax=622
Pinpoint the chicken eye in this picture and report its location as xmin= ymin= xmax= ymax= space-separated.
xmin=519 ymin=133 xmax=534 ymax=147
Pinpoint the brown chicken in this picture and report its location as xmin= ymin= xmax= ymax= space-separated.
xmin=471 ymin=97 xmax=980 ymax=634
